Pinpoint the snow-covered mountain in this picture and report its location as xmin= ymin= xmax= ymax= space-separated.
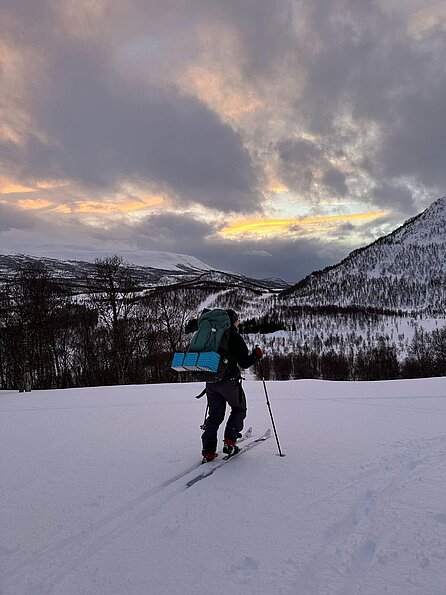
xmin=282 ymin=196 xmax=446 ymax=315
xmin=0 ymin=252 xmax=205 ymax=292
xmin=167 ymin=269 xmax=288 ymax=292
xmin=0 ymin=251 xmax=288 ymax=293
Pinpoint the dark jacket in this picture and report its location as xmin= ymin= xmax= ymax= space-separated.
xmin=224 ymin=326 xmax=258 ymax=379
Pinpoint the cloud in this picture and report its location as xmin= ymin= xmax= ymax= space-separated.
xmin=38 ymin=56 xmax=257 ymax=211
xmin=192 ymin=237 xmax=339 ymax=282
xmin=371 ymin=183 xmax=417 ymax=214
xmin=238 ymin=0 xmax=445 ymax=214
xmin=133 ymin=213 xmax=215 ymax=247
xmin=244 ymin=250 xmax=273 ymax=257
xmin=1 ymin=2 xmax=260 ymax=213
xmin=85 ymin=211 xmax=337 ymax=281
xmin=378 ymin=81 xmax=446 ymax=189
xmin=276 ymin=139 xmax=323 ymax=195
xmin=4 ymin=0 xmax=446 ymax=214
xmin=276 ymin=138 xmax=350 ymax=200
xmin=323 ymin=168 xmax=348 ymax=197
xmin=0 ymin=203 xmax=35 ymax=232
xmin=219 ymin=211 xmax=388 ymax=240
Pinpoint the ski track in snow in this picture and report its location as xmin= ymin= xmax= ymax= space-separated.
xmin=1 ymin=431 xmax=257 ymax=595
xmin=291 ymin=433 xmax=446 ymax=595
xmin=2 ymin=460 xmax=206 ymax=594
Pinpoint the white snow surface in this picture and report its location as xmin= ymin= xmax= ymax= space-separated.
xmin=1 ymin=378 xmax=446 ymax=595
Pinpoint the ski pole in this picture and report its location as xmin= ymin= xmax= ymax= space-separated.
xmin=259 ymin=361 xmax=285 ymax=457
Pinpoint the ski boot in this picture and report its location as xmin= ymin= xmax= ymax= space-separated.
xmin=223 ymin=438 xmax=240 ymax=457
xmin=201 ymin=451 xmax=218 ymax=463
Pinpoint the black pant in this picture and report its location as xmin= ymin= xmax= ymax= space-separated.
xmin=201 ymin=379 xmax=247 ymax=453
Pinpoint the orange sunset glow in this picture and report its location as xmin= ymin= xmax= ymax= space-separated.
xmin=220 ymin=211 xmax=389 ymax=238
xmin=52 ymin=196 xmax=164 ymax=215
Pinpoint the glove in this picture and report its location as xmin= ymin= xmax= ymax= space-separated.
xmin=185 ymin=318 xmax=198 ymax=334
xmin=253 ymin=346 xmax=264 ymax=359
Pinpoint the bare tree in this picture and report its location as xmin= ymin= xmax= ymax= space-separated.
xmin=87 ymin=256 xmax=142 ymax=384
xmin=3 ymin=263 xmax=70 ymax=389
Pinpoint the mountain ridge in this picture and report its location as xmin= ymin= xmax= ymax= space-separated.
xmin=280 ymin=197 xmax=446 ymax=314
xmin=0 ymin=251 xmax=289 ymax=293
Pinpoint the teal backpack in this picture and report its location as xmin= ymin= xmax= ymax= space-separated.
xmin=171 ymin=309 xmax=231 ymax=382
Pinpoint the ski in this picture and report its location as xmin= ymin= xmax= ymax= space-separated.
xmin=146 ymin=428 xmax=254 ymax=490
xmin=136 ymin=428 xmax=252 ymax=495
xmin=187 ymin=429 xmax=271 ymax=488
xmin=240 ymin=425 xmax=253 ymax=441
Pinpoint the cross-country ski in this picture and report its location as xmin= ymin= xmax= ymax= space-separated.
xmin=187 ymin=429 xmax=271 ymax=487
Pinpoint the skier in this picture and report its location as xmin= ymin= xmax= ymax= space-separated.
xmin=201 ymin=309 xmax=263 ymax=462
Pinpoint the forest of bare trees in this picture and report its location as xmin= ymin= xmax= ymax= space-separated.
xmin=0 ymin=256 xmax=202 ymax=390
xmin=255 ymin=329 xmax=446 ymax=381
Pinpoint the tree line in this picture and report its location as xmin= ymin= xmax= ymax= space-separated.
xmin=255 ymin=328 xmax=446 ymax=381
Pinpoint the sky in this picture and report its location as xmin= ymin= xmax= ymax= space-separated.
xmin=1 ymin=0 xmax=445 ymax=282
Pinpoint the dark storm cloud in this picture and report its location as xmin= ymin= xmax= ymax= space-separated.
xmin=276 ymin=139 xmax=322 ymax=194
xmin=90 ymin=212 xmax=330 ymax=282
xmin=322 ymin=168 xmax=348 ymax=197
xmin=49 ymin=47 xmax=256 ymax=212
xmin=296 ymin=1 xmax=405 ymax=133
xmin=83 ymin=212 xmax=216 ymax=257
xmin=378 ymin=81 xmax=446 ymax=189
xmin=277 ymin=138 xmax=348 ymax=197
xmin=336 ymin=222 xmax=356 ymax=239
xmin=192 ymin=237 xmax=338 ymax=283
xmin=111 ymin=212 xmax=336 ymax=282
xmin=371 ymin=183 xmax=416 ymax=214
xmin=2 ymin=2 xmax=259 ymax=212
xmin=0 ymin=204 xmax=35 ymax=232
xmin=5 ymin=0 xmax=446 ymax=215
xmin=134 ymin=213 xmax=214 ymax=245
xmin=277 ymin=0 xmax=446 ymax=211
xmin=208 ymin=0 xmax=295 ymax=78
xmin=278 ymin=139 xmax=321 ymax=166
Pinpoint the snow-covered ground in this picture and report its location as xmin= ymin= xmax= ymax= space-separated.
xmin=1 ymin=378 xmax=446 ymax=595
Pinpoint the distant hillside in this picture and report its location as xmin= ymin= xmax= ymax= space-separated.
xmin=0 ymin=252 xmax=288 ymax=294
xmin=281 ymin=197 xmax=446 ymax=315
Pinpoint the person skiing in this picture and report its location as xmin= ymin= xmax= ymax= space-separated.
xmin=201 ymin=309 xmax=263 ymax=462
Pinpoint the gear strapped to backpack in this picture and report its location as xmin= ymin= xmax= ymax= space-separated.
xmin=171 ymin=308 xmax=231 ymax=382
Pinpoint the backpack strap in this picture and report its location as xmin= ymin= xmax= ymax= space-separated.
xmin=195 ymin=387 xmax=207 ymax=399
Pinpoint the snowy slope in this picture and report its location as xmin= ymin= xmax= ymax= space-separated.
xmin=0 ymin=251 xmax=214 ymax=295
xmin=0 ymin=253 xmax=287 ymax=294
xmin=283 ymin=197 xmax=446 ymax=313
xmin=0 ymin=249 xmax=212 ymax=274
xmin=1 ymin=379 xmax=446 ymax=595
